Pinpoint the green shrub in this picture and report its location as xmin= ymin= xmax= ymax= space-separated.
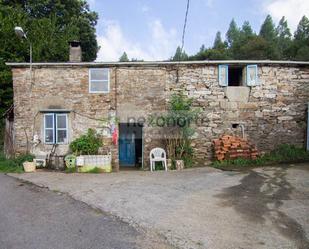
xmin=272 ymin=144 xmax=309 ymax=162
xmin=0 ymin=153 xmax=34 ymax=173
xmin=70 ymin=129 xmax=103 ymax=155
xmin=0 ymin=161 xmax=24 ymax=173
xmin=14 ymin=154 xmax=35 ymax=166
xmin=149 ymin=92 xmax=200 ymax=168
xmin=84 ymin=167 xmax=102 ymax=173
xmin=212 ymin=144 xmax=309 ymax=168
xmin=65 ymin=167 xmax=76 ymax=173
xmin=0 ymin=153 xmax=6 ymax=162
xmin=154 ymin=161 xmax=165 ymax=171
xmin=0 ymin=153 xmax=23 ymax=173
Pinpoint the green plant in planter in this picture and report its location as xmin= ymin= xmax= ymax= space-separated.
xmin=70 ymin=129 xmax=103 ymax=155
xmin=149 ymin=92 xmax=200 ymax=168
xmin=14 ymin=154 xmax=35 ymax=166
xmin=0 ymin=153 xmax=35 ymax=173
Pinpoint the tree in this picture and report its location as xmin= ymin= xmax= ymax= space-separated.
xmin=276 ymin=16 xmax=291 ymax=39
xmin=236 ymin=36 xmax=270 ymax=59
xmin=258 ymin=15 xmax=280 ymax=59
xmin=241 ymin=21 xmax=254 ymax=38
xmin=171 ymin=46 xmax=188 ymax=61
xmin=1 ymin=0 xmax=99 ymax=62
xmin=189 ymin=45 xmax=206 ymax=60
xmin=213 ymin=31 xmax=225 ymax=49
xmin=0 ymin=1 xmax=99 ymax=144
xmin=293 ymin=16 xmax=309 ymax=60
xmin=294 ymin=16 xmax=309 ymax=41
xmin=259 ymin=15 xmax=277 ymax=42
xmin=226 ymin=19 xmax=240 ymax=47
xmin=119 ymin=52 xmax=129 ymax=62
xmin=276 ymin=16 xmax=292 ymax=59
xmin=229 ymin=21 xmax=256 ymax=59
xmin=178 ymin=15 xmax=309 ymax=62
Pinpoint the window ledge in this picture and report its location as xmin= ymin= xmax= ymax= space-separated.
xmin=40 ymin=109 xmax=72 ymax=113
xmin=224 ymin=86 xmax=250 ymax=102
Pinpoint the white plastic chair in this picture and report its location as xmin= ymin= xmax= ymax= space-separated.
xmin=149 ymin=148 xmax=167 ymax=172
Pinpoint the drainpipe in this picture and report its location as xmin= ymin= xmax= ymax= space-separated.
xmin=239 ymin=124 xmax=245 ymax=139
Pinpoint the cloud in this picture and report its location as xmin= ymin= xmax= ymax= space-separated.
xmin=87 ymin=0 xmax=96 ymax=5
xmin=263 ymin=0 xmax=309 ymax=31
xmin=147 ymin=20 xmax=178 ymax=60
xmin=141 ymin=5 xmax=150 ymax=13
xmin=96 ymin=19 xmax=178 ymax=61
xmin=204 ymin=0 xmax=214 ymax=7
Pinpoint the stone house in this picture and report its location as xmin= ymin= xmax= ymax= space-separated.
xmin=5 ymin=44 xmax=309 ymax=170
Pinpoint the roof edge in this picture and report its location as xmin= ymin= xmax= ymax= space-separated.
xmin=5 ymin=60 xmax=309 ymax=67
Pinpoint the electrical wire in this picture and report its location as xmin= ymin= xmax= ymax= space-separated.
xmin=181 ymin=0 xmax=190 ymax=54
xmin=176 ymin=0 xmax=190 ymax=83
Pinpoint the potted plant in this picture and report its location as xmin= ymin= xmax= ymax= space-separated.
xmin=23 ymin=161 xmax=36 ymax=172
xmin=16 ymin=154 xmax=36 ymax=172
xmin=153 ymin=92 xmax=200 ymax=170
xmin=69 ymin=129 xmax=112 ymax=173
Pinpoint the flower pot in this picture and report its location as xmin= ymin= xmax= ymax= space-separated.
xmin=23 ymin=161 xmax=36 ymax=173
xmin=175 ymin=160 xmax=184 ymax=170
xmin=65 ymin=155 xmax=77 ymax=168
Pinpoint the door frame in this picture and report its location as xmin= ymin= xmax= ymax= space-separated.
xmin=118 ymin=123 xmax=144 ymax=168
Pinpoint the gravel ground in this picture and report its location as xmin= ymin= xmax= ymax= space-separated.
xmin=0 ymin=174 xmax=173 ymax=249
xmin=10 ymin=164 xmax=309 ymax=249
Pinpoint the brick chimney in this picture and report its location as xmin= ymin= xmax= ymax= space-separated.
xmin=69 ymin=41 xmax=81 ymax=62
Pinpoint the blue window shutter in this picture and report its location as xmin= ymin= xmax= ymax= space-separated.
xmin=218 ymin=65 xmax=228 ymax=86
xmin=246 ymin=65 xmax=258 ymax=86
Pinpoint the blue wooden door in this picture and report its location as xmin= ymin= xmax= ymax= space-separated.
xmin=119 ymin=130 xmax=135 ymax=166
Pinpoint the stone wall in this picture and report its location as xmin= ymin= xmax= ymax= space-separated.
xmin=11 ymin=63 xmax=309 ymax=168
xmin=12 ymin=66 xmax=119 ymax=169
xmin=167 ymin=64 xmax=309 ymax=165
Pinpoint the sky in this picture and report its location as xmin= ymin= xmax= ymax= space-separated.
xmin=88 ymin=0 xmax=309 ymax=62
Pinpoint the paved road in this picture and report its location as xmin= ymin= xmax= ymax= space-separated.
xmin=11 ymin=165 xmax=309 ymax=249
xmin=0 ymin=174 xmax=172 ymax=249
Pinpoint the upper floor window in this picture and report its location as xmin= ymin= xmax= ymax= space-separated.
xmin=218 ymin=64 xmax=258 ymax=87
xmin=44 ymin=113 xmax=68 ymax=144
xmin=89 ymin=68 xmax=110 ymax=93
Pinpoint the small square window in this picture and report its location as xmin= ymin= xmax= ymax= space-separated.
xmin=89 ymin=68 xmax=110 ymax=93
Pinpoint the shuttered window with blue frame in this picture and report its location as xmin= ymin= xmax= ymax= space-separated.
xmin=218 ymin=64 xmax=228 ymax=86
xmin=218 ymin=64 xmax=258 ymax=86
xmin=246 ymin=65 xmax=259 ymax=86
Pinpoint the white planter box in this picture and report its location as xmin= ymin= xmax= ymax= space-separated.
xmin=76 ymin=154 xmax=112 ymax=173
xmin=76 ymin=156 xmax=85 ymax=166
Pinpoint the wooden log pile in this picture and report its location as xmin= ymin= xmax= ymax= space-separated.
xmin=213 ymin=135 xmax=259 ymax=161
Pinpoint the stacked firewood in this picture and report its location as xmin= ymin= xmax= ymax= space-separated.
xmin=213 ymin=135 xmax=259 ymax=161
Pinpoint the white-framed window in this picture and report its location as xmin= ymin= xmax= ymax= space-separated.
xmin=89 ymin=68 xmax=110 ymax=93
xmin=44 ymin=113 xmax=68 ymax=144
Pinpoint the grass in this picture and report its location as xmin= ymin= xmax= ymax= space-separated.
xmin=212 ymin=144 xmax=309 ymax=169
xmin=65 ymin=167 xmax=77 ymax=173
xmin=65 ymin=166 xmax=105 ymax=174
xmin=0 ymin=153 xmax=35 ymax=173
xmin=84 ymin=167 xmax=103 ymax=173
xmin=0 ymin=161 xmax=24 ymax=173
